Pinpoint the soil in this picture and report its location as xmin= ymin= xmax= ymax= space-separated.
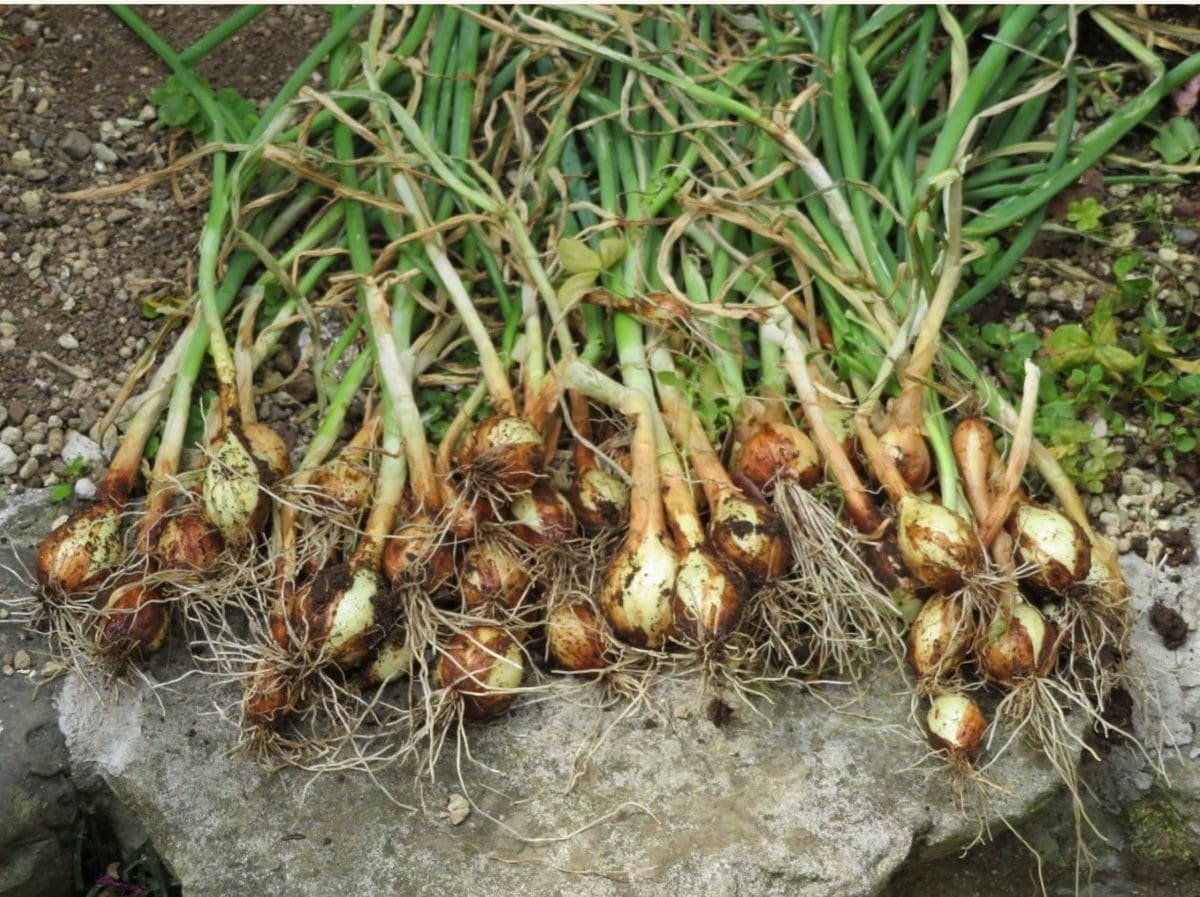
xmin=0 ymin=5 xmax=327 ymax=490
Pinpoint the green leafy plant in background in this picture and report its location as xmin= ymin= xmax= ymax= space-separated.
xmin=964 ymin=245 xmax=1200 ymax=491
xmin=1150 ymin=115 xmax=1200 ymax=165
xmin=149 ymin=74 xmax=258 ymax=139
xmin=1065 ymin=196 xmax=1106 ymax=234
xmin=50 ymin=457 xmax=87 ymax=503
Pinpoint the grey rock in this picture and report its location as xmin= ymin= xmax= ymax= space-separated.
xmin=17 ymin=457 xmax=38 ymax=480
xmin=19 ymin=190 xmax=42 ymax=214
xmin=0 ymin=406 xmax=7 ymax=428
xmin=73 ymin=477 xmax=96 ymax=500
xmin=0 ymin=492 xmax=84 ymax=897
xmin=1173 ymin=225 xmax=1199 ymax=249
xmin=58 ymin=129 xmax=91 ymax=160
xmin=61 ymin=430 xmax=103 ymax=469
xmin=10 ymin=149 xmax=33 ymax=172
xmin=0 ymin=444 xmax=16 ymax=475
xmin=56 ymin=333 xmax=78 ymax=351
xmin=92 ymin=143 xmax=117 ymax=165
xmin=21 ymin=17 xmax=41 ymax=35
xmin=0 ymin=427 xmax=20 ymax=448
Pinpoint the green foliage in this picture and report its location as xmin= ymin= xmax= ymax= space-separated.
xmin=50 ymin=457 xmax=87 ymax=503
xmin=962 ymin=249 xmax=1200 ymax=490
xmin=1150 ymin=115 xmax=1200 ymax=165
xmin=149 ymin=75 xmax=258 ymax=140
xmin=1065 ymin=196 xmax=1105 ymax=234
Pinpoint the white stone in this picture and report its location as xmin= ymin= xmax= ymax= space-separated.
xmin=61 ymin=430 xmax=103 ymax=469
xmin=0 ymin=443 xmax=16 ymax=475
xmin=56 ymin=333 xmax=79 ymax=351
xmin=73 ymin=477 xmax=96 ymax=500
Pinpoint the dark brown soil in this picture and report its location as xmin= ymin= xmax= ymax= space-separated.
xmin=0 ymin=6 xmax=327 ymax=489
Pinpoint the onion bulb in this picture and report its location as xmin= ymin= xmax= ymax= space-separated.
xmin=460 ymin=542 xmax=530 ymax=611
xmin=907 ymin=593 xmax=969 ymax=681
xmin=569 ymin=465 xmax=629 ymax=532
xmin=203 ymin=429 xmax=269 ymax=547
xmin=288 ymin=561 xmax=394 ymax=668
xmin=358 ymin=626 xmax=415 ymax=688
xmin=244 ymin=659 xmax=295 ymax=729
xmin=309 ymin=461 xmax=372 ymax=512
xmin=510 ymin=484 xmax=577 ymax=545
xmin=671 ymin=545 xmax=745 ymax=643
xmin=243 ymin=420 xmax=291 ymax=481
xmin=436 ymin=625 xmax=524 ymax=719
xmin=980 ymin=603 xmax=1058 ymax=685
xmin=93 ymin=582 xmax=169 ymax=661
xmin=461 ymin=415 xmax=544 ymax=491
xmin=896 ymin=495 xmax=980 ymax=590
xmin=1011 ymin=504 xmax=1090 ymax=595
xmin=926 ymin=692 xmax=986 ymax=755
xmin=599 ymin=529 xmax=677 ymax=648
xmin=381 ymin=516 xmax=455 ymax=592
xmin=154 ymin=511 xmax=223 ymax=572
xmin=880 ymin=423 xmax=930 ymax=491
xmin=735 ymin=422 xmax=820 ymax=490
xmin=35 ymin=498 xmax=125 ymax=595
xmin=709 ymin=493 xmax=791 ymax=582
xmin=545 ymin=601 xmax=609 ymax=672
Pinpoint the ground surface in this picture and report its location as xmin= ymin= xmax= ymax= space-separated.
xmin=0 ymin=5 xmax=327 ymax=490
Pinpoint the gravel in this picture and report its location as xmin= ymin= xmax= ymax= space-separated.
xmin=60 ymin=430 xmax=103 ymax=468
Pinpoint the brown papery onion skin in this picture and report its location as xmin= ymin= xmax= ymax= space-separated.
xmin=710 ymin=493 xmax=791 ymax=582
xmin=462 ymin=415 xmax=544 ymax=491
xmin=94 ymin=582 xmax=169 ymax=661
xmin=569 ymin=465 xmax=629 ymax=532
xmin=243 ymin=420 xmax=291 ymax=481
xmin=288 ymin=561 xmax=395 ymax=668
xmin=545 ymin=601 xmax=609 ymax=672
xmin=437 ymin=625 xmax=524 ymax=719
xmin=244 ymin=660 xmax=296 ymax=730
xmin=980 ymin=603 xmax=1058 ymax=686
xmin=460 ymin=542 xmax=530 ymax=611
xmin=155 ymin=511 xmax=223 ymax=572
xmin=735 ymin=422 xmax=820 ymax=491
xmin=907 ymin=593 xmax=969 ymax=681
xmin=36 ymin=498 xmax=125 ymax=596
xmin=510 ymin=483 xmax=577 ymax=546
xmin=880 ymin=424 xmax=931 ymax=491
xmin=381 ymin=516 xmax=455 ymax=593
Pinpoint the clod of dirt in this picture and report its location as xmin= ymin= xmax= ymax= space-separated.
xmin=1149 ymin=603 xmax=1188 ymax=650
xmin=706 ymin=697 xmax=733 ymax=728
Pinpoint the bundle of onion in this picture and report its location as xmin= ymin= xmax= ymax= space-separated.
xmin=565 ymin=361 xmax=676 ymax=649
xmin=651 ymin=348 xmax=790 ymax=585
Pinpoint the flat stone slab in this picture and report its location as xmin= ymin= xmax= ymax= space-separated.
xmin=58 ymin=653 xmax=1064 ymax=897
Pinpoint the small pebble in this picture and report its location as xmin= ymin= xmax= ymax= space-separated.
xmin=93 ymin=143 xmax=118 ymax=164
xmin=0 ymin=426 xmax=21 ymax=447
xmin=59 ymin=129 xmax=91 ymax=160
xmin=1173 ymin=225 xmax=1199 ymax=248
xmin=19 ymin=457 xmax=38 ymax=479
xmin=10 ymin=149 xmax=34 ymax=172
xmin=0 ymin=443 xmax=17 ymax=475
xmin=57 ymin=333 xmax=79 ymax=351
xmin=12 ymin=650 xmax=31 ymax=671
xmin=74 ymin=477 xmax=97 ymax=500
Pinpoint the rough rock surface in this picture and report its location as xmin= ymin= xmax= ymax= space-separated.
xmin=0 ymin=491 xmax=80 ymax=897
xmin=57 ymin=657 xmax=1063 ymax=897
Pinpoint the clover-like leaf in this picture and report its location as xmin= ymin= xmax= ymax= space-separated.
xmin=1046 ymin=324 xmax=1094 ymax=370
xmin=1094 ymin=345 xmax=1137 ymax=377
xmin=558 ymin=238 xmax=602 ymax=276
xmin=597 ymin=237 xmax=626 ymax=270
